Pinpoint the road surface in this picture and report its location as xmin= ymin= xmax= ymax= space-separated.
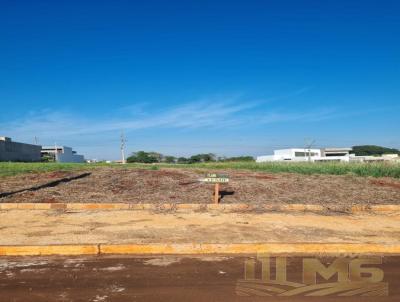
xmin=0 ymin=255 xmax=399 ymax=301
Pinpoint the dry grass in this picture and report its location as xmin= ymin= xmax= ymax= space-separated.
xmin=1 ymin=167 xmax=399 ymax=207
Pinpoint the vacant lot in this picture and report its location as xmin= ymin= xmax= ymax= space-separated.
xmin=1 ymin=161 xmax=400 ymax=178
xmin=1 ymin=166 xmax=399 ymax=208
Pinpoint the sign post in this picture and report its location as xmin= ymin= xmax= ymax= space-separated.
xmin=214 ymin=183 xmax=220 ymax=204
xmin=200 ymin=173 xmax=229 ymax=204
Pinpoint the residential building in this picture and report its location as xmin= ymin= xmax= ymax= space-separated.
xmin=41 ymin=145 xmax=85 ymax=163
xmin=320 ymin=148 xmax=352 ymax=157
xmin=0 ymin=136 xmax=42 ymax=162
xmin=256 ymin=148 xmax=351 ymax=163
xmin=256 ymin=148 xmax=322 ymax=162
xmin=256 ymin=147 xmax=399 ymax=163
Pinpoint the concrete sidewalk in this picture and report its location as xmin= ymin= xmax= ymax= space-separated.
xmin=0 ymin=209 xmax=399 ymax=246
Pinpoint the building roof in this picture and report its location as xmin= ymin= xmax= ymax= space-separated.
xmin=322 ymin=147 xmax=352 ymax=152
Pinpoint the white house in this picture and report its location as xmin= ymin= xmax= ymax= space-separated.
xmin=41 ymin=146 xmax=85 ymax=163
xmin=256 ymin=148 xmax=352 ymax=163
xmin=256 ymin=148 xmax=321 ymax=162
xmin=256 ymin=147 xmax=400 ymax=163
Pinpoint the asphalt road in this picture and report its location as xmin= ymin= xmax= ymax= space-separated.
xmin=0 ymin=255 xmax=399 ymax=301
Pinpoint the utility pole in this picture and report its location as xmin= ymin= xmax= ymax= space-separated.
xmin=54 ymin=142 xmax=58 ymax=162
xmin=34 ymin=136 xmax=38 ymax=145
xmin=120 ymin=131 xmax=126 ymax=164
xmin=304 ymin=138 xmax=316 ymax=162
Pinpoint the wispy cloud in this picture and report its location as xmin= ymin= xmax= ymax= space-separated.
xmin=2 ymin=97 xmax=258 ymax=139
xmin=0 ymin=94 xmax=375 ymax=148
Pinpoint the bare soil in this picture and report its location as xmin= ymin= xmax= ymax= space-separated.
xmin=1 ymin=167 xmax=400 ymax=207
xmin=1 ymin=209 xmax=399 ymax=245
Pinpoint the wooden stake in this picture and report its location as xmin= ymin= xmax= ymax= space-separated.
xmin=214 ymin=183 xmax=220 ymax=204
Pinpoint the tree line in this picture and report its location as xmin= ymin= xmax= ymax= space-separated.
xmin=126 ymin=146 xmax=399 ymax=164
xmin=126 ymin=151 xmax=254 ymax=164
xmin=352 ymin=145 xmax=400 ymax=156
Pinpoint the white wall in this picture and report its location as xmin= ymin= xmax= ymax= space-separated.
xmin=257 ymin=148 xmax=322 ymax=162
xmin=256 ymin=148 xmax=348 ymax=163
xmin=56 ymin=147 xmax=85 ymax=163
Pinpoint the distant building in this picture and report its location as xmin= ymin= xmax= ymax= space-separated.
xmin=256 ymin=147 xmax=352 ymax=163
xmin=315 ymin=147 xmax=353 ymax=162
xmin=320 ymin=148 xmax=352 ymax=157
xmin=256 ymin=147 xmax=398 ymax=163
xmin=0 ymin=136 xmax=42 ymax=162
xmin=41 ymin=145 xmax=85 ymax=163
xmin=86 ymin=159 xmax=98 ymax=163
xmin=256 ymin=148 xmax=324 ymax=162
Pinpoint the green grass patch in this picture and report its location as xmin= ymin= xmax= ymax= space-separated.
xmin=0 ymin=162 xmax=89 ymax=177
xmin=1 ymin=161 xmax=399 ymax=178
xmin=0 ymin=162 xmax=164 ymax=177
xmin=156 ymin=161 xmax=400 ymax=178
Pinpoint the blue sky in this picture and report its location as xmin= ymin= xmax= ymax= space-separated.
xmin=0 ymin=0 xmax=399 ymax=160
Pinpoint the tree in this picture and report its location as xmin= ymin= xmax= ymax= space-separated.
xmin=352 ymin=145 xmax=400 ymax=156
xmin=177 ymin=157 xmax=189 ymax=164
xmin=202 ymin=153 xmax=216 ymax=162
xmin=127 ymin=151 xmax=159 ymax=163
xmin=188 ymin=154 xmax=201 ymax=163
xmin=164 ymin=156 xmax=176 ymax=163
xmin=126 ymin=151 xmax=255 ymax=164
xmin=188 ymin=153 xmax=216 ymax=163
xmin=41 ymin=154 xmax=55 ymax=162
xmin=222 ymin=156 xmax=254 ymax=162
xmin=147 ymin=152 xmax=163 ymax=162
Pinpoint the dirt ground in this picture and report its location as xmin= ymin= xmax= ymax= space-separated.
xmin=1 ymin=209 xmax=399 ymax=245
xmin=1 ymin=167 xmax=400 ymax=207
xmin=2 ymin=255 xmax=399 ymax=301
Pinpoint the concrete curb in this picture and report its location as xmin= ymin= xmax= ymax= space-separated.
xmin=100 ymin=243 xmax=400 ymax=255
xmin=1 ymin=243 xmax=400 ymax=256
xmin=0 ymin=203 xmax=399 ymax=214
xmin=0 ymin=245 xmax=99 ymax=256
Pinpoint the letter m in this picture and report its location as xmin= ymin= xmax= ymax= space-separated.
xmin=303 ymin=258 xmax=350 ymax=285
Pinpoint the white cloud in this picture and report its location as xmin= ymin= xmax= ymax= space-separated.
xmin=1 ymin=97 xmax=256 ymax=139
xmin=3 ymin=94 xmax=369 ymax=159
xmin=1 ymin=97 xmax=346 ymax=143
